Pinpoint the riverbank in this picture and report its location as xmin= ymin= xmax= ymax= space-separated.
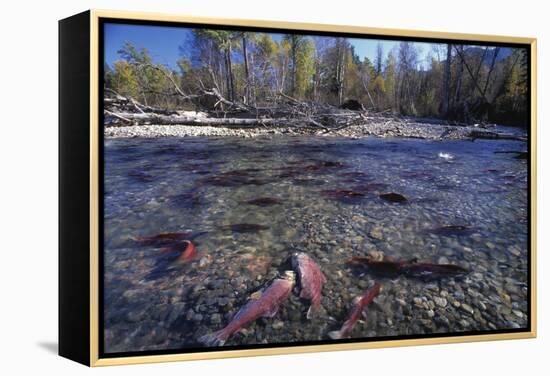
xmin=104 ymin=117 xmax=526 ymax=141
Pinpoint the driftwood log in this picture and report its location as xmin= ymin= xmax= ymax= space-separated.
xmin=103 ymin=81 xmax=526 ymax=142
xmin=468 ymin=129 xmax=527 ymax=142
xmin=105 ymin=111 xmax=320 ymax=129
xmin=103 ymin=88 xmax=366 ymax=132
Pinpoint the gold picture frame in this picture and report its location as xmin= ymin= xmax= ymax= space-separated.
xmin=59 ymin=9 xmax=537 ymax=367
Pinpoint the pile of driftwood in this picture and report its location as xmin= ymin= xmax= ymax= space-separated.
xmin=103 ymin=66 xmax=526 ymax=142
xmin=103 ymin=85 xmax=372 ymax=133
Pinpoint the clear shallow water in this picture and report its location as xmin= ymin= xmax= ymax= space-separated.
xmin=103 ymin=135 xmax=529 ymax=353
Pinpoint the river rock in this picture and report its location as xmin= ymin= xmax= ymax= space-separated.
xmin=210 ymin=313 xmax=222 ymax=324
xmin=396 ymin=298 xmax=407 ymax=307
xmin=508 ymin=246 xmax=522 ymax=257
xmin=126 ymin=310 xmax=145 ymax=323
xmin=367 ymin=249 xmax=385 ymax=262
xmin=512 ymin=310 xmax=524 ymax=319
xmin=460 ymin=303 xmax=475 ymax=315
xmin=369 ymin=227 xmax=384 ymax=240
xmin=434 ymin=297 xmax=448 ymax=308
xmin=193 ymin=313 xmax=204 ymax=322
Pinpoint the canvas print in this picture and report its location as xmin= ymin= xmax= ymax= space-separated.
xmin=101 ymin=20 xmax=530 ymax=355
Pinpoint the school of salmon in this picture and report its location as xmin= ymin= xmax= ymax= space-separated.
xmin=136 ymin=231 xmax=469 ymax=347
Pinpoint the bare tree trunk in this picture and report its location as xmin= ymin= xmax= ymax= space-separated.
xmin=313 ymin=57 xmax=320 ymax=102
xmin=453 ymin=45 xmax=464 ymax=109
xmin=453 ymin=46 xmax=489 ymax=103
xmin=482 ymin=47 xmax=500 ymax=98
xmin=471 ymin=47 xmax=488 ymax=97
xmin=395 ymin=71 xmax=402 ymax=112
xmin=339 ymin=50 xmax=345 ymax=105
xmin=218 ymin=54 xmax=225 ymax=99
xmin=336 ymin=39 xmax=346 ymax=106
xmin=225 ymin=47 xmax=235 ymax=102
xmin=223 ymin=50 xmax=231 ymax=101
xmin=242 ymin=36 xmax=251 ymax=105
xmin=441 ymin=44 xmax=451 ymax=117
xmin=360 ymin=73 xmax=376 ymax=109
xmin=290 ymin=40 xmax=297 ymax=97
xmin=278 ymin=55 xmax=287 ymax=94
xmin=249 ymin=48 xmax=256 ymax=106
xmin=335 ymin=46 xmax=341 ymax=104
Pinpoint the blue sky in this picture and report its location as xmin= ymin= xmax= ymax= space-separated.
xmin=104 ymin=23 xmax=435 ymax=70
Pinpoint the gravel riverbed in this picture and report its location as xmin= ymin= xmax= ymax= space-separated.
xmin=104 ymin=118 xmax=506 ymax=140
xmin=102 ymin=133 xmax=529 ymax=354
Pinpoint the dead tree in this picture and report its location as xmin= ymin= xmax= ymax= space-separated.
xmin=442 ymin=44 xmax=452 ymax=117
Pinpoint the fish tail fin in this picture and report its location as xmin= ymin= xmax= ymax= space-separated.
xmin=306 ymin=304 xmax=320 ymax=320
xmin=328 ymin=330 xmax=343 ymax=340
xmin=306 ymin=306 xmax=315 ymax=320
xmin=198 ymin=329 xmax=228 ymax=347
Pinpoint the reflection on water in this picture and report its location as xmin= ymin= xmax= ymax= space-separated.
xmin=103 ymin=135 xmax=529 ymax=353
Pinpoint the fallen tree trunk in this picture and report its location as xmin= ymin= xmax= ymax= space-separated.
xmin=102 ymin=86 xmax=526 ymax=142
xmin=103 ymin=89 xmax=363 ymax=131
xmin=105 ymin=111 xmax=275 ymax=127
xmin=468 ymin=129 xmax=527 ymax=142
xmin=104 ymin=88 xmax=179 ymax=115
xmin=104 ymin=110 xmax=330 ymax=129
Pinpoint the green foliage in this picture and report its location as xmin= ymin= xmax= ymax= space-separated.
xmin=416 ymin=57 xmax=443 ymax=116
xmin=257 ymin=34 xmax=278 ymax=60
xmin=104 ymin=33 xmax=529 ymax=125
xmin=111 ymin=60 xmax=140 ymax=98
xmin=109 ymin=42 xmax=179 ymax=108
xmin=383 ymin=52 xmax=397 ymax=111
xmin=193 ymin=29 xmax=235 ymax=49
xmin=117 ymin=42 xmax=152 ymax=64
xmin=493 ymin=49 xmax=528 ymax=125
xmin=372 ymin=75 xmax=386 ymax=94
xmin=294 ymin=38 xmax=315 ymax=98
xmin=283 ymin=35 xmax=315 ymax=97
xmin=343 ymin=50 xmax=362 ymax=100
xmin=176 ymin=58 xmax=192 ymax=76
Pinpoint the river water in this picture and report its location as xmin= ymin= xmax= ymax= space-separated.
xmin=103 ymin=135 xmax=529 ymax=354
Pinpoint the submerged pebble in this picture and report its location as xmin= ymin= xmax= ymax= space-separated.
xmin=103 ymin=135 xmax=529 ymax=352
